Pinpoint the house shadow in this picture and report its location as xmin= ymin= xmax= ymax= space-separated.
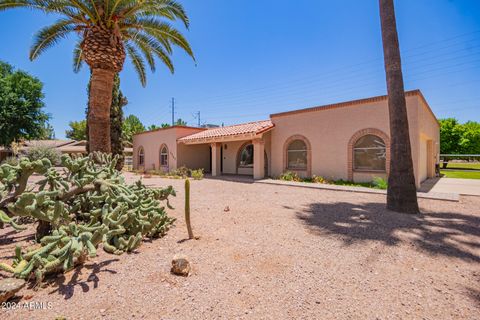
xmin=47 ymin=258 xmax=119 ymax=300
xmin=296 ymin=201 xmax=480 ymax=262
xmin=203 ymin=174 xmax=255 ymax=184
xmin=418 ymin=177 xmax=442 ymax=193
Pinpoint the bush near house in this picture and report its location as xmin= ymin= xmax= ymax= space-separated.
xmin=24 ymin=145 xmax=61 ymax=166
xmin=278 ymin=171 xmax=388 ymax=190
xmin=145 ymin=166 xmax=205 ymax=180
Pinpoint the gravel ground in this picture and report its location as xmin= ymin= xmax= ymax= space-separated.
xmin=1 ymin=173 xmax=479 ymax=320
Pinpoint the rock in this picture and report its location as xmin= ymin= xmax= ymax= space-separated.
xmin=359 ymin=214 xmax=367 ymax=220
xmin=171 ymin=255 xmax=191 ymax=276
xmin=224 ymin=206 xmax=230 ymax=212
xmin=0 ymin=278 xmax=26 ymax=303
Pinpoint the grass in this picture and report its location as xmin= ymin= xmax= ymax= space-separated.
xmin=442 ymin=162 xmax=480 ymax=170
xmin=440 ymin=170 xmax=480 ymax=179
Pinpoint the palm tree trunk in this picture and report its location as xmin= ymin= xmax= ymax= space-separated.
xmin=88 ymin=68 xmax=115 ymax=153
xmin=379 ymin=0 xmax=419 ymax=214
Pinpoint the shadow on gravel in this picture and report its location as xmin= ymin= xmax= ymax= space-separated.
xmin=48 ymin=259 xmax=119 ymax=299
xmin=297 ymin=201 xmax=480 ymax=262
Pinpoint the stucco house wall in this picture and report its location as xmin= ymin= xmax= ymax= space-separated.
xmin=133 ymin=90 xmax=438 ymax=188
xmin=133 ymin=126 xmax=205 ymax=172
xmin=269 ymin=92 xmax=434 ymax=188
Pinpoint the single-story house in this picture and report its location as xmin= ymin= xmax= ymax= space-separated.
xmin=133 ymin=90 xmax=439 ymax=188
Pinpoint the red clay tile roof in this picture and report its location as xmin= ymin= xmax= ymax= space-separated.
xmin=179 ymin=120 xmax=274 ymax=143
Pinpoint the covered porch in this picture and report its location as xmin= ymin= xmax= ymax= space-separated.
xmin=177 ymin=120 xmax=274 ymax=180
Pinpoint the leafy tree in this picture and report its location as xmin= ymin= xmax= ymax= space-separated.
xmin=175 ymin=118 xmax=187 ymax=126
xmin=439 ymin=118 xmax=463 ymax=155
xmin=65 ymin=120 xmax=87 ymax=141
xmin=0 ymin=61 xmax=51 ymax=147
xmin=122 ymin=115 xmax=145 ymax=143
xmin=147 ymin=124 xmax=160 ymax=131
xmin=379 ymin=0 xmax=419 ymax=213
xmin=459 ymin=121 xmax=480 ymax=155
xmin=161 ymin=123 xmax=171 ymax=128
xmin=0 ymin=0 xmax=195 ymax=153
xmin=39 ymin=123 xmax=56 ymax=140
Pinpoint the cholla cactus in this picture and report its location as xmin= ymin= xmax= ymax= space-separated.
xmin=0 ymin=153 xmax=175 ymax=282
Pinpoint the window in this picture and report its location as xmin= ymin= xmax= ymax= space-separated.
xmin=353 ymin=135 xmax=386 ymax=171
xmin=138 ymin=147 xmax=144 ymax=166
xmin=239 ymin=144 xmax=254 ymax=167
xmin=287 ymin=140 xmax=307 ymax=170
xmin=160 ymin=146 xmax=168 ymax=167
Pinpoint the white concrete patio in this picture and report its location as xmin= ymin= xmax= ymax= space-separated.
xmin=419 ymin=177 xmax=480 ymax=196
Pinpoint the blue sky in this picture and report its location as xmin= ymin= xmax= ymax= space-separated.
xmin=0 ymin=0 xmax=479 ymax=138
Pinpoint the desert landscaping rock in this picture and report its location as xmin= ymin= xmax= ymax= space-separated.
xmin=171 ymin=255 xmax=191 ymax=276
xmin=0 ymin=174 xmax=479 ymax=319
xmin=0 ymin=278 xmax=26 ymax=303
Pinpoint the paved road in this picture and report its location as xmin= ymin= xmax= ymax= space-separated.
xmin=420 ymin=177 xmax=480 ymax=196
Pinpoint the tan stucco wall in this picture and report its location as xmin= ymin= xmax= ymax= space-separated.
xmin=270 ymin=94 xmax=434 ymax=187
xmin=177 ymin=143 xmax=210 ymax=171
xmin=133 ymin=127 xmax=205 ymax=172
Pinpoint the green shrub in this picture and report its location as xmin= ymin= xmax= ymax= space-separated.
xmin=1 ymin=156 xmax=19 ymax=166
xmin=24 ymin=145 xmax=61 ymax=166
xmin=191 ymin=168 xmax=204 ymax=180
xmin=372 ymin=177 xmax=388 ymax=189
xmin=312 ymin=175 xmax=329 ymax=184
xmin=279 ymin=171 xmax=301 ymax=182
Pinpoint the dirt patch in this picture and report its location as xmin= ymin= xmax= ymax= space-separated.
xmin=1 ymin=174 xmax=479 ymax=319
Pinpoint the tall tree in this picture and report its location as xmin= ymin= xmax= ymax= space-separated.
xmin=379 ymin=0 xmax=419 ymax=214
xmin=0 ymin=61 xmax=51 ymax=147
xmin=110 ymin=74 xmax=128 ymax=170
xmin=65 ymin=120 xmax=87 ymax=141
xmin=0 ymin=0 xmax=195 ymax=153
xmin=122 ymin=115 xmax=145 ymax=143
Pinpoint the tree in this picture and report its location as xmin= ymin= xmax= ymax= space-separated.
xmin=147 ymin=124 xmax=160 ymax=131
xmin=65 ymin=120 xmax=87 ymax=141
xmin=122 ymin=115 xmax=145 ymax=143
xmin=379 ymin=0 xmax=419 ymax=214
xmin=459 ymin=121 xmax=480 ymax=155
xmin=110 ymin=75 xmax=128 ymax=170
xmin=175 ymin=118 xmax=187 ymax=126
xmin=0 ymin=0 xmax=195 ymax=153
xmin=161 ymin=123 xmax=171 ymax=128
xmin=0 ymin=61 xmax=51 ymax=147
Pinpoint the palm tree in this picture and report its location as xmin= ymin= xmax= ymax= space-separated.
xmin=0 ymin=0 xmax=194 ymax=152
xmin=379 ymin=0 xmax=419 ymax=214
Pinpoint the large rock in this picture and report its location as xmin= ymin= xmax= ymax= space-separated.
xmin=0 ymin=278 xmax=26 ymax=303
xmin=171 ymin=255 xmax=191 ymax=276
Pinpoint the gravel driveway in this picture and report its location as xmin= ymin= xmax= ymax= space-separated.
xmin=1 ymin=174 xmax=479 ymax=319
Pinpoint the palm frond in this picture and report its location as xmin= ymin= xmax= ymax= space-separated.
xmin=30 ymin=19 xmax=77 ymax=60
xmin=125 ymin=43 xmax=147 ymax=87
xmin=127 ymin=32 xmax=174 ymax=73
xmin=72 ymin=40 xmax=84 ymax=73
xmin=127 ymin=17 xmax=195 ymax=61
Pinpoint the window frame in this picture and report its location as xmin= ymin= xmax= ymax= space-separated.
xmin=138 ymin=147 xmax=145 ymax=166
xmin=353 ymin=134 xmax=387 ymax=172
xmin=286 ymin=139 xmax=308 ymax=171
xmin=160 ymin=145 xmax=169 ymax=167
xmin=238 ymin=143 xmax=254 ymax=168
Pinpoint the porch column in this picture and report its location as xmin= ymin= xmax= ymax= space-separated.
xmin=211 ymin=142 xmax=221 ymax=177
xmin=253 ymin=138 xmax=265 ymax=180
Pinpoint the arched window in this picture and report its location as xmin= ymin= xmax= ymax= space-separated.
xmin=287 ymin=140 xmax=308 ymax=170
xmin=160 ymin=145 xmax=168 ymax=167
xmin=239 ymin=144 xmax=254 ymax=167
xmin=138 ymin=147 xmax=145 ymax=166
xmin=353 ymin=135 xmax=386 ymax=171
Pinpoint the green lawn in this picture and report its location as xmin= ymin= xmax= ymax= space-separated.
xmin=442 ymin=162 xmax=480 ymax=170
xmin=440 ymin=170 xmax=480 ymax=179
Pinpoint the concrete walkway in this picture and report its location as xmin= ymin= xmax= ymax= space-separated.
xmin=419 ymin=177 xmax=480 ymax=196
xmin=256 ymin=179 xmax=460 ymax=202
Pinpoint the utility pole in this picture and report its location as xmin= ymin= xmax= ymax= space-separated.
xmin=196 ymin=111 xmax=201 ymax=127
xmin=171 ymin=97 xmax=175 ymax=126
